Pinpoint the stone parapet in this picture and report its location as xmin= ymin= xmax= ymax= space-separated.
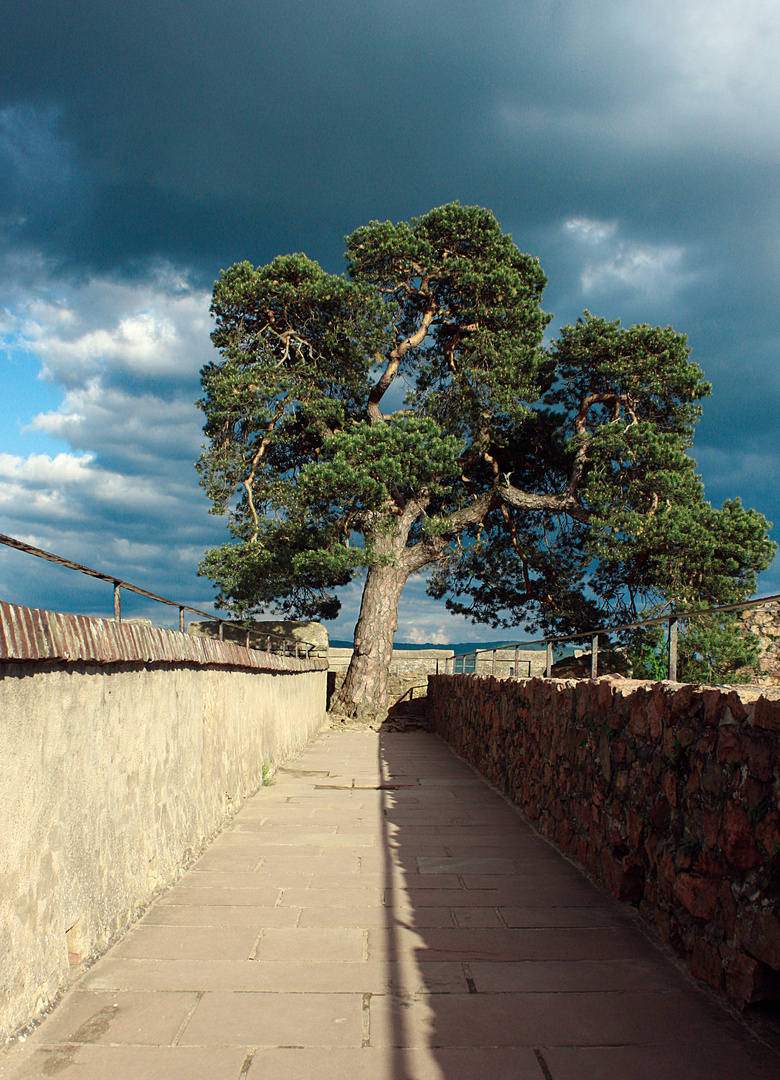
xmin=328 ymin=647 xmax=453 ymax=674
xmin=429 ymin=673 xmax=780 ymax=1009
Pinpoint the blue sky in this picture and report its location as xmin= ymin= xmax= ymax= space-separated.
xmin=1 ymin=0 xmax=779 ymax=643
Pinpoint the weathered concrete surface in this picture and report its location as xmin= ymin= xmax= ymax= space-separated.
xmin=1 ymin=727 xmax=778 ymax=1079
xmin=0 ymin=603 xmax=327 ymax=1045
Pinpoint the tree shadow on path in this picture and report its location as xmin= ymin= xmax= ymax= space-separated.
xmin=374 ymin=713 xmax=780 ymax=1080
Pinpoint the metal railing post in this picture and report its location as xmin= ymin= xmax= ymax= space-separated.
xmin=591 ymin=634 xmax=599 ymax=679
xmin=492 ymin=648 xmax=496 ymax=674
xmin=218 ymin=622 xmax=224 ymax=641
xmin=113 ymin=582 xmax=121 ymax=622
xmin=179 ymin=607 xmax=185 ymax=632
xmin=514 ymin=644 xmax=519 ymax=679
xmin=545 ymin=641 xmax=552 ymax=678
xmin=668 ymin=617 xmax=679 ymax=682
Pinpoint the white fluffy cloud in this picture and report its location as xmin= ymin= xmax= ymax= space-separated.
xmin=563 ymin=217 xmax=697 ymax=301
xmin=27 ymin=384 xmax=205 ymax=471
xmin=15 ymin=271 xmax=212 ymax=388
xmin=0 ymin=448 xmax=186 ymax=526
xmin=0 ymin=264 xmax=226 ymax=621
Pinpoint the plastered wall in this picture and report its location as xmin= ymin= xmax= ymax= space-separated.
xmin=0 ymin=603 xmax=327 ymax=1043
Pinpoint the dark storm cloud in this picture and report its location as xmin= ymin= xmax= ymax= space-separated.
xmin=2 ymin=1 xmax=775 ymax=294
xmin=2 ymin=0 xmax=517 ymax=271
xmin=3 ymin=0 xmax=752 ymax=272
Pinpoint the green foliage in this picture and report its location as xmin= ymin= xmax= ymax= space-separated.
xmin=676 ymin=613 xmax=761 ymax=684
xmin=632 ymin=635 xmax=670 ymax=681
xmin=195 ymin=202 xmax=774 ymax=659
xmin=629 ymin=613 xmax=761 ymax=685
xmin=677 ymin=835 xmax=702 ymax=859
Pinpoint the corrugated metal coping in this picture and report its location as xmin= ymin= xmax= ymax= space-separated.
xmin=0 ymin=600 xmax=327 ymax=673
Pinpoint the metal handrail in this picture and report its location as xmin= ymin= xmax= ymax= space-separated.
xmin=447 ymin=592 xmax=780 ymax=681
xmin=0 ymin=533 xmax=318 ymax=658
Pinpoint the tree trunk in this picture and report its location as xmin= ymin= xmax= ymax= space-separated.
xmin=331 ymin=555 xmax=410 ymax=724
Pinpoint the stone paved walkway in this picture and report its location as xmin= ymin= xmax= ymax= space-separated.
xmin=3 ymin=727 xmax=780 ymax=1079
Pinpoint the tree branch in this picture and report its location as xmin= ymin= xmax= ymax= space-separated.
xmin=243 ymin=403 xmax=285 ymax=541
xmin=367 ymin=297 xmax=438 ymax=423
xmin=566 ymin=391 xmax=639 ymax=496
xmin=499 ymin=483 xmax=591 ymax=524
xmin=402 ymin=492 xmax=497 ymax=573
xmin=500 ymin=502 xmax=532 ymax=598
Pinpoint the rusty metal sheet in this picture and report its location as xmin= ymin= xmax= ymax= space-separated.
xmin=0 ymin=599 xmax=326 ymax=673
xmin=0 ymin=602 xmax=21 ymax=658
xmin=0 ymin=601 xmax=16 ymax=659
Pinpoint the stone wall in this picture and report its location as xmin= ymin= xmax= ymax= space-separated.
xmin=328 ymin=647 xmax=453 ymax=674
xmin=452 ymin=647 xmax=548 ymax=678
xmin=328 ymin=670 xmax=430 ymax=711
xmin=0 ymin=601 xmax=327 ymax=1044
xmin=429 ymin=673 xmax=780 ymax=1009
xmin=189 ymin=618 xmax=329 ymax=659
xmin=740 ymin=601 xmax=780 ymax=684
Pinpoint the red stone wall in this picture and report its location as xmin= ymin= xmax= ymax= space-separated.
xmin=429 ymin=674 xmax=780 ymax=1008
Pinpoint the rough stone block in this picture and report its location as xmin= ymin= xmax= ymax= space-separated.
xmin=737 ymin=911 xmax=780 ymax=971
xmin=753 ymin=695 xmax=780 ymax=732
xmin=596 ymin=847 xmax=640 ymax=902
xmin=719 ymin=800 xmax=759 ymax=871
xmin=673 ymin=874 xmax=719 ymax=921
xmin=716 ymin=727 xmax=741 ymax=764
xmin=691 ymin=939 xmax=725 ymax=994
xmin=724 ymin=949 xmax=765 ymax=1009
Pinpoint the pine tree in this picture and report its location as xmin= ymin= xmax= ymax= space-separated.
xmin=197 ymin=203 xmax=774 ymax=719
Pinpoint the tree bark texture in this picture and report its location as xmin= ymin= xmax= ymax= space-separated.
xmin=332 ymin=556 xmax=410 ymax=723
xmin=331 ymin=506 xmax=427 ymax=723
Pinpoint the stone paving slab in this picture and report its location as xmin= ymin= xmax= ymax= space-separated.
xmin=178 ymin=990 xmax=363 ymax=1047
xmin=142 ymin=903 xmax=301 ymax=927
xmin=244 ymin=1045 xmax=544 ymax=1080
xmin=82 ymin=958 xmax=471 ymax=994
xmin=23 ymin=990 xmax=199 ymax=1046
xmin=2 ymin=726 xmax=779 ymax=1080
xmin=0 ymin=1046 xmax=249 ymax=1080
